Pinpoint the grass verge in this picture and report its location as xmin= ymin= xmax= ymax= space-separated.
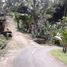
xmin=0 ymin=35 xmax=8 ymax=60
xmin=51 ymin=49 xmax=67 ymax=64
xmin=0 ymin=48 xmax=7 ymax=58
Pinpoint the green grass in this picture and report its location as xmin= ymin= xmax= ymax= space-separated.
xmin=51 ymin=49 xmax=67 ymax=64
xmin=0 ymin=48 xmax=7 ymax=58
xmin=0 ymin=35 xmax=8 ymax=60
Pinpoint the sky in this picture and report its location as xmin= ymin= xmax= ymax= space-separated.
xmin=2 ymin=0 xmax=5 ymax=2
xmin=49 ymin=0 xmax=54 ymax=2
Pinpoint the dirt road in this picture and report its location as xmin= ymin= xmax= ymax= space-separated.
xmin=0 ymin=16 xmax=67 ymax=67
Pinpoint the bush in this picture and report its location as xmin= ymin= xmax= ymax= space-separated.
xmin=62 ymin=30 xmax=67 ymax=46
xmin=52 ymin=37 xmax=62 ymax=46
xmin=61 ymin=30 xmax=67 ymax=53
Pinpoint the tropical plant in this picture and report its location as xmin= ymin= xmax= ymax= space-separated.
xmin=61 ymin=29 xmax=67 ymax=53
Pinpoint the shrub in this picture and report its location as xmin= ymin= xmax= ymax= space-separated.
xmin=52 ymin=36 xmax=62 ymax=46
xmin=61 ymin=30 xmax=67 ymax=53
xmin=62 ymin=30 xmax=67 ymax=47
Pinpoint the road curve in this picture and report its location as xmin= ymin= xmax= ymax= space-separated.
xmin=5 ymin=16 xmax=67 ymax=67
xmin=11 ymin=45 xmax=67 ymax=67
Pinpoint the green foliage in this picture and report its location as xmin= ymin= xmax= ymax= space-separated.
xmin=62 ymin=30 xmax=67 ymax=46
xmin=14 ymin=12 xmax=33 ymax=32
xmin=61 ymin=16 xmax=67 ymax=23
xmin=14 ymin=13 xmax=19 ymax=22
xmin=27 ymin=15 xmax=33 ymax=23
xmin=46 ymin=6 xmax=54 ymax=15
xmin=6 ymin=0 xmax=67 ymax=43
xmin=52 ymin=30 xmax=57 ymax=37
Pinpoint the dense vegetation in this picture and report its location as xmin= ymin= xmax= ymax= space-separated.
xmin=1 ymin=0 xmax=67 ymax=53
